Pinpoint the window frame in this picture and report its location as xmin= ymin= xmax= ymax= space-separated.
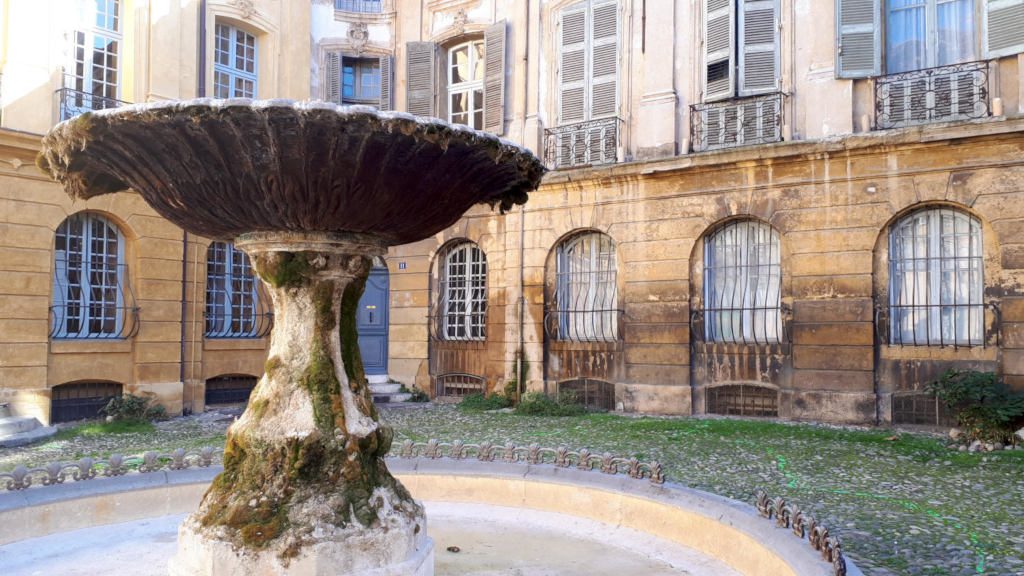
xmin=52 ymin=212 xmax=126 ymax=340
xmin=439 ymin=242 xmax=488 ymax=341
xmin=342 ymin=56 xmax=382 ymax=105
xmin=66 ymin=0 xmax=122 ymax=115
xmin=205 ymin=242 xmax=262 ymax=339
xmin=887 ymin=207 xmax=985 ymax=347
xmin=447 ymin=40 xmax=486 ymax=130
xmin=701 ymin=219 xmax=783 ymax=344
xmin=883 ymin=0 xmax=980 ymax=74
xmin=554 ymin=231 xmax=619 ymax=343
xmin=213 ymin=23 xmax=258 ymax=99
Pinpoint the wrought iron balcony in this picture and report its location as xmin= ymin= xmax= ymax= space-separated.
xmin=335 ymin=0 xmax=382 ymax=13
xmin=543 ymin=117 xmax=620 ymax=170
xmin=56 ymin=86 xmax=129 ymax=121
xmin=874 ymin=61 xmax=990 ymax=130
xmin=691 ymin=92 xmax=784 ymax=153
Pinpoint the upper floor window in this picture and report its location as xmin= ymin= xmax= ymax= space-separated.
xmin=335 ymin=0 xmax=382 ymax=13
xmin=51 ymin=213 xmax=131 ymax=339
xmin=887 ymin=0 xmax=975 ymax=74
xmin=552 ymin=232 xmax=618 ymax=342
xmin=702 ymin=0 xmax=780 ymax=102
xmin=438 ymin=242 xmax=487 ymax=341
xmin=888 ymin=207 xmax=984 ymax=346
xmin=343 ymin=57 xmax=382 ymax=104
xmin=448 ymin=41 xmax=485 ymax=129
xmin=214 ymin=24 xmax=257 ymax=98
xmin=557 ymin=0 xmax=619 ymax=125
xmin=63 ymin=0 xmax=122 ymax=119
xmin=205 ymin=242 xmax=264 ymax=338
xmin=702 ymin=220 xmax=782 ymax=344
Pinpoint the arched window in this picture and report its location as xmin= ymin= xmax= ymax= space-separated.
xmin=447 ymin=40 xmax=485 ymax=129
xmin=52 ymin=213 xmax=127 ymax=339
xmin=439 ymin=242 xmax=487 ymax=341
xmin=889 ymin=207 xmax=983 ymax=346
xmin=703 ymin=220 xmax=782 ymax=343
xmin=214 ymin=23 xmax=257 ymax=98
xmin=554 ymin=232 xmax=618 ymax=342
xmin=205 ymin=242 xmax=262 ymax=338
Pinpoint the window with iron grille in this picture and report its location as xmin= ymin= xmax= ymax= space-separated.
xmin=52 ymin=213 xmax=128 ymax=339
xmin=558 ymin=378 xmax=615 ymax=410
xmin=702 ymin=220 xmax=783 ymax=344
xmin=50 ymin=381 xmax=123 ymax=423
xmin=206 ymin=242 xmax=262 ymax=338
xmin=435 ymin=373 xmax=486 ymax=397
xmin=343 ymin=57 xmax=382 ymax=104
xmin=888 ymin=207 xmax=984 ymax=346
xmin=706 ymin=384 xmax=779 ymax=417
xmin=214 ymin=23 xmax=257 ymax=98
xmin=439 ymin=242 xmax=487 ymax=341
xmin=554 ymin=232 xmax=618 ymax=342
xmin=891 ymin=391 xmax=957 ymax=426
xmin=64 ymin=0 xmax=122 ymax=119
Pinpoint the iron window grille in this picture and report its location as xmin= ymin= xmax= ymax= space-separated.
xmin=50 ymin=213 xmax=138 ymax=340
xmin=434 ymin=373 xmax=486 ymax=397
xmin=706 ymin=384 xmax=779 ymax=417
xmin=875 ymin=61 xmax=990 ymax=130
xmin=205 ymin=242 xmax=272 ymax=339
xmin=342 ymin=57 xmax=382 ymax=105
xmin=335 ymin=0 xmax=382 ymax=13
xmin=50 ymin=381 xmax=123 ymax=424
xmin=557 ymin=378 xmax=615 ymax=411
xmin=891 ymin=392 xmax=957 ymax=427
xmin=448 ymin=40 xmax=486 ymax=130
xmin=205 ymin=375 xmax=258 ymax=405
xmin=433 ymin=242 xmax=488 ymax=342
xmin=214 ymin=23 xmax=257 ymax=98
xmin=60 ymin=0 xmax=123 ymax=121
xmin=543 ymin=117 xmax=620 ymax=169
xmin=546 ymin=232 xmax=620 ymax=343
xmin=690 ymin=92 xmax=783 ymax=152
xmin=696 ymin=220 xmax=784 ymax=345
xmin=885 ymin=208 xmax=985 ymax=347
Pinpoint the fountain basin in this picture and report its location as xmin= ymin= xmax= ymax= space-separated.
xmin=0 ymin=460 xmax=862 ymax=576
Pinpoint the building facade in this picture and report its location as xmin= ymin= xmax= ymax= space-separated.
xmin=3 ymin=0 xmax=1024 ymax=426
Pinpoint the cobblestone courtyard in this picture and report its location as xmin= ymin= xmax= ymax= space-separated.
xmin=1 ymin=404 xmax=1022 ymax=576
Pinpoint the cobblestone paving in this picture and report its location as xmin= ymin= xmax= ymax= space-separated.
xmin=2 ymin=404 xmax=1021 ymax=576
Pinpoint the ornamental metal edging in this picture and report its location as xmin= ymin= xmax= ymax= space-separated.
xmin=874 ymin=61 xmax=990 ymax=130
xmin=756 ymin=489 xmax=847 ymax=576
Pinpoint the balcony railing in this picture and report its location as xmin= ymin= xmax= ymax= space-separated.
xmin=691 ymin=92 xmax=784 ymax=153
xmin=56 ymin=86 xmax=129 ymax=121
xmin=875 ymin=61 xmax=990 ymax=130
xmin=543 ymin=117 xmax=620 ymax=170
xmin=50 ymin=262 xmax=139 ymax=340
xmin=335 ymin=0 xmax=382 ymax=13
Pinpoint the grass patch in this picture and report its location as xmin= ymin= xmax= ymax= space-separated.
xmin=514 ymin=391 xmax=586 ymax=417
xmin=457 ymin=393 xmax=512 ymax=412
xmin=53 ymin=419 xmax=155 ymax=440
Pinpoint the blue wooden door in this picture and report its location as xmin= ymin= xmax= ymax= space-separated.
xmin=357 ymin=264 xmax=389 ymax=376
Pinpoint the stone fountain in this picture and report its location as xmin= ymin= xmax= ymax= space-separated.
xmin=38 ymin=99 xmax=545 ymax=575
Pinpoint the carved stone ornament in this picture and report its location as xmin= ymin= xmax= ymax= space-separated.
xmin=228 ymin=0 xmax=255 ymax=19
xmin=348 ymin=22 xmax=369 ymax=55
xmin=452 ymin=8 xmax=468 ymax=36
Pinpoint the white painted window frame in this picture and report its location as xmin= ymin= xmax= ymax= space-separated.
xmin=214 ymin=23 xmax=258 ymax=99
xmin=441 ymin=242 xmax=488 ymax=341
xmin=52 ymin=213 xmax=126 ymax=339
xmin=205 ymin=242 xmax=261 ymax=339
xmin=447 ymin=40 xmax=486 ymax=130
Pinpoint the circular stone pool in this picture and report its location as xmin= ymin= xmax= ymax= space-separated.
xmin=0 ymin=459 xmax=860 ymax=576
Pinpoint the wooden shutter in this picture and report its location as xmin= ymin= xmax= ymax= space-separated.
xmin=590 ymin=0 xmax=619 ymax=118
xmin=559 ymin=4 xmax=588 ymax=124
xmin=986 ymin=0 xmax=1024 ymax=58
xmin=379 ymin=55 xmax=393 ymax=110
xmin=406 ymin=41 xmax=436 ymax=117
xmin=738 ymin=0 xmax=779 ymax=96
xmin=323 ymin=51 xmax=342 ymax=103
xmin=704 ymin=0 xmax=735 ymax=101
xmin=484 ymin=20 xmax=507 ymax=134
xmin=835 ymin=0 xmax=880 ymax=78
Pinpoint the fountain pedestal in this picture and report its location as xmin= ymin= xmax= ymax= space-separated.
xmin=168 ymin=232 xmax=432 ymax=576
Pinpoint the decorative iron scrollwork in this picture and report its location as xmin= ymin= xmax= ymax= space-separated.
xmin=543 ymin=117 xmax=621 ymax=170
xmin=753 ymin=489 xmax=847 ymax=576
xmin=875 ymin=61 xmax=990 ymax=130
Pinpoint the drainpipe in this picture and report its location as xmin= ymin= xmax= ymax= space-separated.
xmin=516 ymin=1 xmax=531 ymax=401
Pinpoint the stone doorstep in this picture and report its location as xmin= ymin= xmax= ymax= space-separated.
xmin=0 ymin=424 xmax=57 ymax=448
xmin=372 ymin=393 xmax=413 ymax=404
xmin=369 ymin=383 xmax=403 ymax=395
xmin=0 ymin=416 xmax=42 ymax=436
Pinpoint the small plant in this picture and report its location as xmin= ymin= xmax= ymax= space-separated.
xmin=514 ymin=391 xmax=586 ymax=417
xmin=457 ymin=392 xmax=513 ymax=412
xmin=399 ymin=384 xmax=429 ymax=403
xmin=928 ymin=370 xmax=1024 ymax=443
xmin=100 ymin=393 xmax=167 ymax=422
xmin=502 ymin=380 xmax=519 ymax=405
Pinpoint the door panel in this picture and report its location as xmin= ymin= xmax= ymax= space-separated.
xmin=357 ymin=265 xmax=389 ymax=376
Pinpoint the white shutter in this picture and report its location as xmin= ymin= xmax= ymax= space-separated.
xmin=590 ymin=0 xmax=619 ymax=118
xmin=379 ymin=55 xmax=393 ymax=111
xmin=835 ymin=0 xmax=880 ymax=78
xmin=738 ymin=0 xmax=779 ymax=96
xmin=483 ymin=20 xmax=507 ymax=134
xmin=985 ymin=0 xmax=1024 ymax=58
xmin=406 ymin=41 xmax=436 ymax=117
xmin=704 ymin=0 xmax=735 ymax=101
xmin=323 ymin=51 xmax=342 ymax=103
xmin=559 ymin=5 xmax=587 ymax=124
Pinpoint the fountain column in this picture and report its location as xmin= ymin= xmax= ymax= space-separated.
xmin=169 ymin=232 xmax=432 ymax=576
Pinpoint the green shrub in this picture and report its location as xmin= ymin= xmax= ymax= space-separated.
xmin=514 ymin=391 xmax=586 ymax=417
xmin=927 ymin=370 xmax=1024 ymax=443
xmin=458 ymin=392 xmax=512 ymax=412
xmin=100 ymin=393 xmax=167 ymax=422
xmin=399 ymin=384 xmax=430 ymax=403
xmin=503 ymin=380 xmax=519 ymax=404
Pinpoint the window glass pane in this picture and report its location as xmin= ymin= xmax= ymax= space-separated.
xmin=343 ymin=63 xmax=356 ymax=99
xmin=886 ymin=0 xmax=927 ymax=73
xmin=936 ymin=0 xmax=975 ymax=66
xmin=472 ymin=41 xmax=485 ymax=80
xmin=451 ymin=46 xmax=469 ymax=84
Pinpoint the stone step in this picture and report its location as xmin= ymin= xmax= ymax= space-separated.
xmin=372 ymin=392 xmax=412 ymax=404
xmin=369 ymin=383 xmax=403 ymax=395
xmin=366 ymin=374 xmax=390 ymax=385
xmin=0 ymin=424 xmax=57 ymax=448
xmin=0 ymin=416 xmax=41 ymax=436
